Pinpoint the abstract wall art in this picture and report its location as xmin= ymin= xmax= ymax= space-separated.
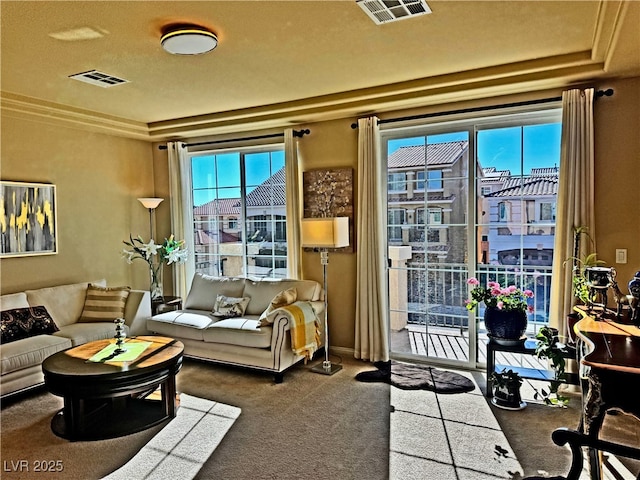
xmin=1 ymin=181 xmax=57 ymax=257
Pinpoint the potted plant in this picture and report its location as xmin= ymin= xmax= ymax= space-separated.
xmin=533 ymin=326 xmax=570 ymax=407
xmin=490 ymin=368 xmax=526 ymax=410
xmin=466 ymin=278 xmax=534 ymax=345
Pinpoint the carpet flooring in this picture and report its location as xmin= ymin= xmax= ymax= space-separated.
xmin=102 ymin=394 xmax=241 ymax=480
xmin=1 ymin=356 xmax=638 ymax=479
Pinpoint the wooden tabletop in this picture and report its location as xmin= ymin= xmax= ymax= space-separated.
xmin=43 ymin=335 xmax=184 ymax=377
xmin=574 ymin=308 xmax=640 ymax=374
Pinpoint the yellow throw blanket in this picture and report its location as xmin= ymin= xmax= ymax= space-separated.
xmin=276 ymin=301 xmax=321 ymax=361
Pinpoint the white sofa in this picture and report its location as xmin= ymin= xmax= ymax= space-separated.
xmin=147 ymin=274 xmax=325 ymax=382
xmin=0 ymin=280 xmax=151 ymax=398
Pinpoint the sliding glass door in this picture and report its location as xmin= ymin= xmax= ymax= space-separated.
xmin=386 ymin=129 xmax=474 ymax=368
xmin=384 ymin=107 xmax=562 ymax=369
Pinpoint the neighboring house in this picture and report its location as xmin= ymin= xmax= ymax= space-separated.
xmin=387 ymin=141 xmax=470 ymax=263
xmin=192 ymin=167 xmax=287 ymax=277
xmin=482 ymin=167 xmax=558 ymax=266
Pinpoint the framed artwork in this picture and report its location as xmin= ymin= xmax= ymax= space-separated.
xmin=303 ymin=167 xmax=354 ymax=253
xmin=1 ymin=181 xmax=57 ymax=257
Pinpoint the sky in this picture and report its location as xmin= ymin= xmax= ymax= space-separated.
xmin=191 ymin=122 xmax=562 ymax=206
xmin=191 ymin=150 xmax=285 ymax=206
xmin=388 ymin=122 xmax=562 ymax=175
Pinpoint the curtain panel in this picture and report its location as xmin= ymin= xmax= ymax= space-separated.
xmin=549 ymin=88 xmax=595 ymax=334
xmin=284 ymin=129 xmax=303 ymax=279
xmin=354 ymin=117 xmax=390 ymax=362
xmin=167 ymin=141 xmax=194 ymax=300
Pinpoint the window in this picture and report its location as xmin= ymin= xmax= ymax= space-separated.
xmin=498 ymin=201 xmax=511 ymax=222
xmin=190 ymin=146 xmax=287 ymax=279
xmin=428 ymin=207 xmax=443 ymax=225
xmin=427 ymin=170 xmax=443 ymax=190
xmin=540 ymin=202 xmax=555 ymax=221
xmin=416 ymin=171 xmax=425 ymax=190
xmin=388 ymin=172 xmax=406 ymax=191
xmin=388 ymin=209 xmax=406 ymax=241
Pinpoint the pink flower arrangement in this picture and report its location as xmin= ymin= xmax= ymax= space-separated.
xmin=465 ymin=277 xmax=534 ymax=314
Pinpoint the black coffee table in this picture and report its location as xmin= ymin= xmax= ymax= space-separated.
xmin=42 ymin=335 xmax=183 ymax=441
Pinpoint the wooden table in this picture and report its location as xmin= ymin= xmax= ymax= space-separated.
xmin=42 ymin=335 xmax=183 ymax=441
xmin=574 ymin=308 xmax=640 ymax=479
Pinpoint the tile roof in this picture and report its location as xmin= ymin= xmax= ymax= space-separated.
xmin=194 ymin=198 xmax=241 ymax=215
xmin=245 ymin=167 xmax=286 ymax=207
xmin=193 ymin=167 xmax=286 ymax=214
xmin=388 ymin=141 xmax=468 ymax=168
xmin=486 ymin=177 xmax=558 ymax=197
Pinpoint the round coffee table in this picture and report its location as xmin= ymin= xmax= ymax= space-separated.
xmin=42 ymin=335 xmax=183 ymax=441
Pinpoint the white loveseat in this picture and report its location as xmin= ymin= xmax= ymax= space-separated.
xmin=0 ymin=280 xmax=151 ymax=398
xmin=147 ymin=274 xmax=325 ymax=382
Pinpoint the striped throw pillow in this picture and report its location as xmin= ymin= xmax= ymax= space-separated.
xmin=78 ymin=284 xmax=131 ymax=323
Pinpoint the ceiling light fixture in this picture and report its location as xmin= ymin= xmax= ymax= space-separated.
xmin=160 ymin=25 xmax=218 ymax=55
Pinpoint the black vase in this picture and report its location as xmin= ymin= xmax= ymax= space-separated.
xmin=484 ymin=307 xmax=527 ymax=346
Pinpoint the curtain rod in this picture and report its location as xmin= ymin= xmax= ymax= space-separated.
xmin=158 ymin=128 xmax=310 ymax=150
xmin=350 ymin=89 xmax=614 ymax=129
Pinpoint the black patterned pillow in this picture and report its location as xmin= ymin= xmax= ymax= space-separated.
xmin=1 ymin=306 xmax=59 ymax=344
xmin=211 ymin=295 xmax=250 ymax=319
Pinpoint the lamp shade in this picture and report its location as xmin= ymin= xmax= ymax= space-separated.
xmin=138 ymin=197 xmax=164 ymax=209
xmin=301 ymin=217 xmax=349 ymax=248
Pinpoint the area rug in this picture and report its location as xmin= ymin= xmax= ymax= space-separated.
xmin=101 ymin=394 xmax=241 ymax=480
xmin=356 ymin=360 xmax=476 ymax=393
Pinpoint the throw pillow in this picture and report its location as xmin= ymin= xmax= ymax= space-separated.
xmin=258 ymin=287 xmax=298 ymax=326
xmin=78 ymin=284 xmax=131 ymax=323
xmin=211 ymin=295 xmax=250 ymax=319
xmin=1 ymin=306 xmax=59 ymax=344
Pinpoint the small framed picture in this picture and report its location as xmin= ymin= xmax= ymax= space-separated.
xmin=1 ymin=181 xmax=57 ymax=257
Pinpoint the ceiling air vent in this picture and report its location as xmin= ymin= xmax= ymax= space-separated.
xmin=356 ymin=0 xmax=431 ymax=25
xmin=68 ymin=70 xmax=129 ymax=88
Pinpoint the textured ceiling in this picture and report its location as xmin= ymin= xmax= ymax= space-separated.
xmin=1 ymin=1 xmax=639 ymax=139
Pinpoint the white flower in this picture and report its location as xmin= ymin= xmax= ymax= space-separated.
xmin=166 ymin=248 xmax=188 ymax=265
xmin=121 ymin=249 xmax=135 ymax=264
xmin=140 ymin=239 xmax=161 ymax=259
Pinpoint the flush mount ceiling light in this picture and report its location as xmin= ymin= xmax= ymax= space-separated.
xmin=160 ymin=25 xmax=217 ymax=55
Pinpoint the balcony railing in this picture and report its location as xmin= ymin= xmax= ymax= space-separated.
xmin=389 ymin=263 xmax=553 ymax=336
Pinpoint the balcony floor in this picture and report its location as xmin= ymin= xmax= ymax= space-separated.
xmin=392 ymin=324 xmax=549 ymax=371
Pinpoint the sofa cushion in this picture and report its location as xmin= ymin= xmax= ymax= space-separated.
xmin=244 ymin=279 xmax=321 ymax=315
xmin=147 ymin=311 xmax=215 ymax=341
xmin=184 ymin=274 xmax=246 ymax=311
xmin=78 ymin=284 xmax=130 ymax=323
xmin=203 ymin=318 xmax=272 ymax=348
xmin=0 ymin=334 xmax=72 ymax=375
xmin=212 ymin=295 xmax=250 ymax=319
xmin=1 ymin=306 xmax=59 ymax=344
xmin=258 ymin=287 xmax=297 ymax=324
xmin=0 ymin=292 xmax=30 ymax=311
xmin=25 ymin=279 xmax=107 ymax=327
xmin=54 ymin=322 xmax=124 ymax=347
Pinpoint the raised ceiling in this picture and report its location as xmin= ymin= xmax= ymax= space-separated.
xmin=1 ymin=1 xmax=639 ymax=140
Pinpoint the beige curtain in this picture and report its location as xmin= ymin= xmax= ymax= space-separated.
xmin=167 ymin=141 xmax=193 ymax=299
xmin=354 ymin=117 xmax=389 ymax=362
xmin=549 ymin=88 xmax=595 ymax=335
xmin=284 ymin=128 xmax=303 ymax=279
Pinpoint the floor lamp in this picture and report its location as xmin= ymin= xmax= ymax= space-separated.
xmin=137 ymin=197 xmax=163 ymax=239
xmin=301 ymin=217 xmax=350 ymax=375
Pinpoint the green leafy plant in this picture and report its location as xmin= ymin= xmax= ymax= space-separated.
xmin=567 ymin=227 xmax=604 ymax=305
xmin=489 ymin=368 xmax=523 ymax=389
xmin=533 ymin=326 xmax=569 ymax=407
